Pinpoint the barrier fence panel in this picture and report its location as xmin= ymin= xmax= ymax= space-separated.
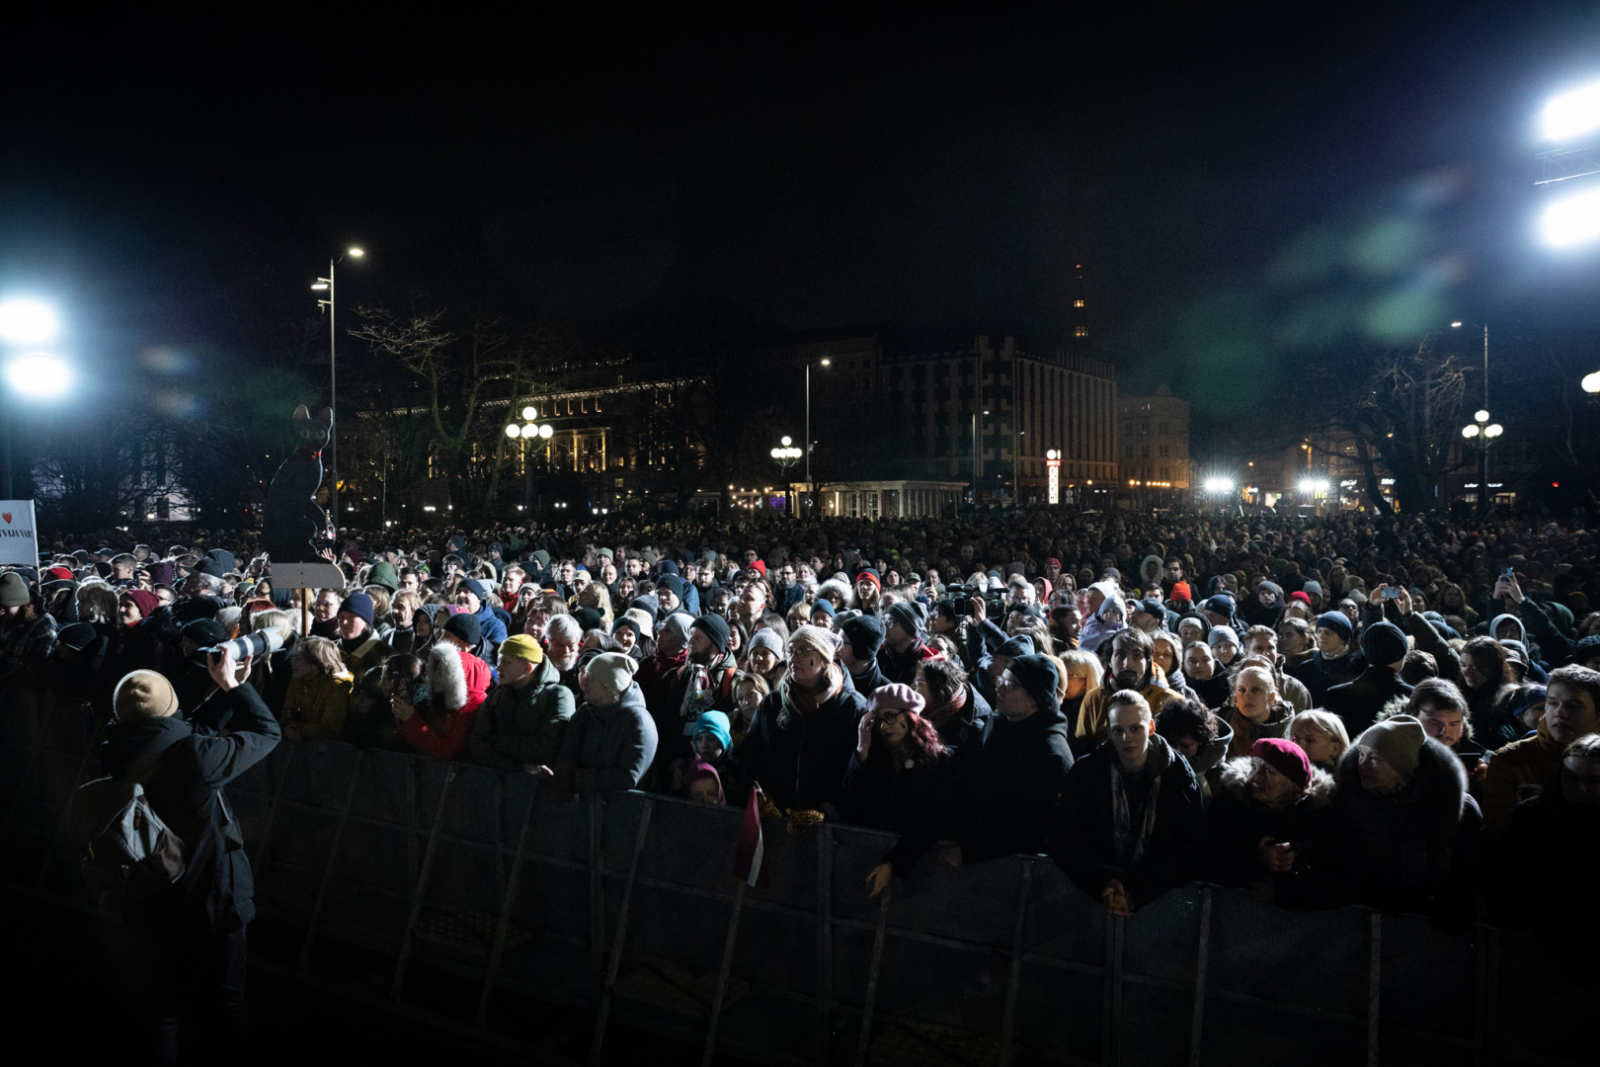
xmin=0 ymin=719 xmax=1590 ymax=1067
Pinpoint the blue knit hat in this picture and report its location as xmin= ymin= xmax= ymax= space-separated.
xmin=1315 ymin=610 xmax=1353 ymax=644
xmin=693 ymin=710 xmax=733 ymax=751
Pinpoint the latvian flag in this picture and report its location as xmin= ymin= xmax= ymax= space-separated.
xmin=735 ymin=785 xmax=769 ymax=888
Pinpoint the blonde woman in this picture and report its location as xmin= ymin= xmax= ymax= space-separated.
xmin=1057 ymin=649 xmax=1103 ymax=728
xmin=280 ymin=635 xmax=354 ymax=742
xmin=1288 ymin=709 xmax=1350 ymax=772
xmin=76 ymin=583 xmax=119 ymax=627
xmin=577 ymin=580 xmax=615 ymax=631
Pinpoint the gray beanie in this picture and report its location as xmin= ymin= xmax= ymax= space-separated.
xmin=749 ymin=627 xmax=785 ymax=659
xmin=584 ymin=652 xmax=638 ymax=705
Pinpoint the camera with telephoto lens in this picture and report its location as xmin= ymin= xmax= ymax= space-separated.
xmin=202 ymin=630 xmax=283 ymax=661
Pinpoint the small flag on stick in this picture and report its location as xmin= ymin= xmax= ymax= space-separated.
xmin=735 ymin=784 xmax=769 ymax=888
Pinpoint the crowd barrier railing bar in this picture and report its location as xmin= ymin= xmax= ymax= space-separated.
xmin=0 ymin=692 xmax=1587 ymax=1067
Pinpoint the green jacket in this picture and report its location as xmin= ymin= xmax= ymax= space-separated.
xmin=468 ymin=655 xmax=575 ymax=771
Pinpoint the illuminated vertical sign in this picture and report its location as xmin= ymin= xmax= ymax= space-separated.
xmin=1046 ymin=450 xmax=1061 ymax=504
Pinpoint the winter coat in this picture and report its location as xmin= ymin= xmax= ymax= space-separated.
xmin=1325 ymin=666 xmax=1413 ymax=737
xmin=1479 ymin=717 xmax=1564 ymax=835
xmin=280 ymin=669 xmax=354 ymax=742
xmin=877 ymin=639 xmax=940 ymax=687
xmin=555 ymin=682 xmax=659 ymax=794
xmin=742 ymin=675 xmax=868 ymax=813
xmin=1329 ymin=733 xmax=1482 ymax=915
xmin=398 ymin=643 xmax=491 ymax=762
xmin=1239 ymin=583 xmax=1286 ymax=630
xmin=654 ymin=651 xmax=739 ymax=776
xmin=1289 ymin=648 xmax=1366 ymax=706
xmin=1496 ymin=787 xmax=1600 ymax=939
xmin=1074 ymin=677 xmax=1177 ymax=748
xmin=1188 ymin=715 xmax=1235 ymax=804
xmin=843 ymin=745 xmax=957 ymax=877
xmin=96 ymin=684 xmax=281 ymax=930
xmin=1221 ymin=700 xmax=1294 ymax=759
xmin=468 ymin=654 xmax=575 ymax=772
xmin=1204 ymin=756 xmax=1337 ymax=908
xmin=1078 ymin=587 xmax=1126 ymax=655
xmin=1465 ymin=681 xmax=1521 ymax=750
xmin=847 ymin=660 xmax=891 ymax=702
xmin=1188 ymin=671 xmax=1232 ymax=711
xmin=1048 ymin=733 xmax=1204 ymax=909
xmin=952 ymin=695 xmax=1076 ymax=865
xmin=927 ymin=681 xmax=991 ymax=751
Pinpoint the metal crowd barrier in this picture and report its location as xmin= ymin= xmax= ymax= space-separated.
xmin=0 ymin=685 xmax=1586 ymax=1066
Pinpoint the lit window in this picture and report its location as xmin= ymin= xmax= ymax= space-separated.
xmin=1074 ymin=327 xmax=1089 ymax=337
xmin=1073 ymin=300 xmax=1085 ymax=308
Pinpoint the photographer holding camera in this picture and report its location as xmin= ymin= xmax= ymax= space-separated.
xmin=97 ymin=642 xmax=282 ymax=1062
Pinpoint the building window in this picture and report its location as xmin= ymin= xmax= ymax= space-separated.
xmin=1073 ymin=327 xmax=1089 ymax=337
xmin=1074 ymin=299 xmax=1085 ymax=308
xmin=1158 ymin=422 xmax=1168 ymax=435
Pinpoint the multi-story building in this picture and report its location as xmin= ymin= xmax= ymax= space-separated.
xmin=1118 ymin=385 xmax=1191 ymax=498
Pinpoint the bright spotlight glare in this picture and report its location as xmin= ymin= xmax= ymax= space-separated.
xmin=505 ymin=424 xmax=521 ymax=438
xmin=1541 ymin=80 xmax=1600 ymax=141
xmin=539 ymin=424 xmax=553 ymax=439
xmin=522 ymin=405 xmax=536 ymax=420
xmin=1583 ymin=371 xmax=1600 ymax=394
xmin=1540 ymin=186 xmax=1600 ymax=248
xmin=348 ymin=247 xmax=365 ymax=257
xmin=0 ymin=298 xmax=59 ymax=344
xmin=1203 ymin=477 xmax=1234 ymax=493
xmin=5 ymin=353 xmax=72 ymax=399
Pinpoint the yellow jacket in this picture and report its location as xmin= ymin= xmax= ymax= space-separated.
xmin=1481 ymin=719 xmax=1562 ymax=835
xmin=1074 ymin=676 xmax=1177 ymax=741
xmin=281 ymin=670 xmax=355 ymax=742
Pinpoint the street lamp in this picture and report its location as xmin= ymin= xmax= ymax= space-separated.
xmin=802 ymin=359 xmax=830 ymax=514
xmin=312 ymin=246 xmax=366 ymax=530
xmin=1461 ymin=409 xmax=1503 ymax=512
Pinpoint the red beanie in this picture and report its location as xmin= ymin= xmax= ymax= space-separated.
xmin=1172 ymin=581 xmax=1192 ymax=603
xmin=1289 ymin=591 xmax=1312 ymax=606
xmin=1253 ymin=738 xmax=1311 ymax=791
xmin=749 ymin=560 xmax=767 ymax=576
xmin=1045 ymin=558 xmax=1061 ymax=569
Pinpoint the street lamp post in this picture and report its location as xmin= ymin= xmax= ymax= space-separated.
xmin=312 ymin=247 xmax=364 ymax=531
xmin=770 ymin=436 xmax=803 ymax=515
xmin=1460 ymin=410 xmax=1503 ymax=512
xmin=804 ymin=359 xmax=830 ymax=516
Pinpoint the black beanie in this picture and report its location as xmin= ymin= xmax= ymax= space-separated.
xmin=692 ymin=613 xmax=731 ymax=654
xmin=1007 ymin=654 xmax=1059 ymax=712
xmin=658 ymin=574 xmax=685 ymax=599
xmin=841 ymin=615 xmax=886 ymax=660
xmin=572 ymin=607 xmax=604 ymax=632
xmin=997 ymin=634 xmax=1035 ymax=659
xmin=444 ymin=612 xmax=482 ymax=648
xmin=1361 ymin=621 xmax=1409 ymax=667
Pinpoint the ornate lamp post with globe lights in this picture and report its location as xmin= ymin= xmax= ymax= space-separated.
xmin=506 ymin=406 xmax=556 ymax=514
xmin=1460 ymin=409 xmax=1503 ymax=513
xmin=771 ymin=436 xmax=803 ymax=515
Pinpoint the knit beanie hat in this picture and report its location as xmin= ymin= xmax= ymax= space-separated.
xmin=841 ymin=615 xmax=886 ymax=660
xmin=867 ymin=682 xmax=925 ymax=715
xmin=692 ymin=613 xmax=731 ymax=654
xmin=1202 ymin=594 xmax=1236 ymax=617
xmin=1357 ymin=714 xmax=1426 ymax=778
xmin=1207 ymin=626 xmax=1239 ymax=649
xmin=810 ymin=599 xmax=836 ymax=619
xmin=1176 ymin=612 xmax=1211 ymax=638
xmin=460 ymin=577 xmax=489 ymax=603
xmin=1288 ymin=591 xmax=1311 ymax=606
xmin=584 ymin=651 xmax=638 ymax=704
xmin=658 ymin=611 xmax=694 ymax=647
xmin=367 ymin=561 xmax=399 ymax=593
xmin=1315 ymin=611 xmax=1354 ymax=644
xmin=856 ymin=568 xmax=881 ymax=591
xmin=498 ymin=634 xmax=544 ymax=663
xmin=572 ymin=607 xmax=604 ymax=633
xmin=114 ymin=669 xmax=179 ymax=721
xmin=1171 ymin=581 xmax=1193 ymax=604
xmin=887 ymin=600 xmax=922 ymax=639
xmin=620 ymin=608 xmax=654 ymax=636
xmin=748 ymin=627 xmax=785 ymax=659
xmin=57 ymin=622 xmax=99 ymax=651
xmin=1360 ymin=621 xmax=1408 ymax=667
xmin=789 ymin=624 xmax=841 ymax=663
xmin=693 ymin=710 xmax=733 ymax=751
xmin=339 ymin=591 xmax=375 ymax=627
xmin=1007 ymin=654 xmax=1060 ymax=712
xmin=630 ymin=594 xmax=660 ymax=625
xmin=1302 ymin=580 xmax=1324 ymax=598
xmin=0 ymin=572 xmax=29 ymax=607
xmin=444 ymin=612 xmax=482 ymax=648
xmin=996 ymin=634 xmax=1035 ymax=659
xmin=1252 ymin=737 xmax=1311 ymax=791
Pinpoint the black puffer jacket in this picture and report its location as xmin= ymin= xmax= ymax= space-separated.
xmin=96 ymin=685 xmax=282 ymax=930
xmin=953 ymin=696 xmax=1075 ymax=865
xmin=743 ymin=674 xmax=868 ymax=813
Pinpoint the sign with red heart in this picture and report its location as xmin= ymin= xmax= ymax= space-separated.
xmin=0 ymin=500 xmax=37 ymax=566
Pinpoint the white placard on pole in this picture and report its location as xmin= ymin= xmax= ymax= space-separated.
xmin=0 ymin=500 xmax=40 ymax=567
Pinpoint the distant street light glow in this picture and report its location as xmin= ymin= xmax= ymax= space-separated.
xmin=522 ymin=405 xmax=537 ymax=420
xmin=505 ymin=424 xmax=521 ymax=438
xmin=0 ymin=298 xmax=59 ymax=344
xmin=1461 ymin=424 xmax=1480 ymax=439
xmin=1541 ymin=79 xmax=1600 ymax=141
xmin=1203 ymin=477 xmax=1234 ymax=493
xmin=539 ymin=424 xmax=553 ymax=439
xmin=1583 ymin=371 xmax=1600 ymax=394
xmin=347 ymin=247 xmax=365 ymax=257
xmin=1540 ymin=186 xmax=1600 ymax=248
xmin=5 ymin=353 xmax=72 ymax=398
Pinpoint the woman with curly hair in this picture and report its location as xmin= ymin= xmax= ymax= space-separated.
xmin=846 ymin=683 xmax=957 ymax=897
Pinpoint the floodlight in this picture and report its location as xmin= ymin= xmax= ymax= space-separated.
xmin=0 ymin=298 xmax=59 ymax=344
xmin=348 ymin=247 xmax=365 ymax=257
xmin=1540 ymin=186 xmax=1600 ymax=248
xmin=4 ymin=353 xmax=71 ymax=399
xmin=1541 ymin=80 xmax=1600 ymax=142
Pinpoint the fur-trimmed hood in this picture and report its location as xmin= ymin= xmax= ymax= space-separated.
xmin=1334 ymin=729 xmax=1467 ymax=838
xmin=815 ymin=578 xmax=855 ymax=611
xmin=427 ymin=642 xmax=470 ymax=712
xmin=1216 ymin=754 xmax=1337 ymax=809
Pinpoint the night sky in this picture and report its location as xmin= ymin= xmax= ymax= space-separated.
xmin=3 ymin=4 xmax=1600 ymax=430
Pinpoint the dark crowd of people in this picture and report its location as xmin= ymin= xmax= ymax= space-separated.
xmin=6 ymin=504 xmax=1600 ymax=1056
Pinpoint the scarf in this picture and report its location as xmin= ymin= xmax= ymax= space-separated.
xmin=1109 ymin=735 xmax=1171 ymax=869
xmin=678 ymin=650 xmax=735 ymax=735
xmin=925 ymin=684 xmax=968 ymax=730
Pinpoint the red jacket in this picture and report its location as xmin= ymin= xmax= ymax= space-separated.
xmin=400 ymin=645 xmax=490 ymax=762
